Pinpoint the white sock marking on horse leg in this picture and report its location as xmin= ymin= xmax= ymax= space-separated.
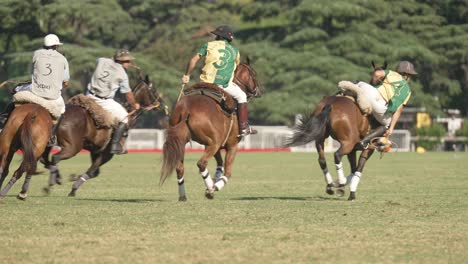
xmin=200 ymin=168 xmax=214 ymax=190
xmin=350 ymin=171 xmax=362 ymax=192
xmin=322 ymin=168 xmax=333 ymax=185
xmin=335 ymin=162 xmax=346 ymax=185
xmin=214 ymin=176 xmax=228 ymax=191
xmin=178 ymin=177 xmax=186 ymax=198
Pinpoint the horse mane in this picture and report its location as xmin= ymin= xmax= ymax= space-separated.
xmin=67 ymin=94 xmax=116 ymax=128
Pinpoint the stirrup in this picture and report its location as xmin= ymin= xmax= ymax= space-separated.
xmin=239 ymin=127 xmax=258 ymax=137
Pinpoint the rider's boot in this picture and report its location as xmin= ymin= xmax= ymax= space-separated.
xmin=48 ymin=122 xmax=58 ymax=147
xmin=238 ymin=103 xmax=257 ymax=137
xmin=0 ymin=102 xmax=15 ymax=129
xmin=358 ymin=125 xmax=387 ymax=149
xmin=110 ymin=122 xmax=129 ymax=155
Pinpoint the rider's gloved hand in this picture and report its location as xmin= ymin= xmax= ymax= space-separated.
xmin=182 ymin=75 xmax=190 ymax=84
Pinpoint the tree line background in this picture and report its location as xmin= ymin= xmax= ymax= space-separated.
xmin=1 ymin=0 xmax=467 ymax=128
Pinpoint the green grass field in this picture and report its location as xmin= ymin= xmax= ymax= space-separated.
xmin=0 ymin=152 xmax=467 ymax=263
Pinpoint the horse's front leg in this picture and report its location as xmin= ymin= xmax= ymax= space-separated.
xmin=197 ymin=145 xmax=219 ymax=199
xmin=0 ymin=150 xmax=14 ymax=190
xmin=214 ymin=150 xmax=224 ymax=181
xmin=316 ymin=141 xmax=334 ymax=195
xmin=216 ymin=144 xmax=238 ymax=192
xmin=348 ymin=149 xmax=375 ymax=200
xmin=69 ymin=151 xmax=113 ymax=197
xmin=43 ymin=143 xmax=81 ymax=195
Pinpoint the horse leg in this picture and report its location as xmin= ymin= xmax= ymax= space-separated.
xmin=334 ymin=142 xmax=355 ymax=197
xmin=214 ymin=150 xmax=224 ymax=181
xmin=316 ymin=141 xmax=334 ymax=195
xmin=176 ymin=159 xmax=186 ymax=202
xmin=348 ymin=149 xmax=375 ymax=201
xmin=69 ymin=151 xmax=113 ymax=197
xmin=197 ymin=145 xmax=219 ymax=199
xmin=215 ymin=144 xmax=238 ymax=193
xmin=43 ymin=144 xmax=81 ymax=195
xmin=346 ymin=150 xmax=358 ymax=185
xmin=0 ymin=150 xmax=14 ymax=190
xmin=0 ymin=166 xmax=25 ymax=197
xmin=17 ymin=174 xmax=33 ymax=201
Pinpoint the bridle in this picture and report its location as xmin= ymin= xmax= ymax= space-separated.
xmin=234 ymin=63 xmax=261 ymax=99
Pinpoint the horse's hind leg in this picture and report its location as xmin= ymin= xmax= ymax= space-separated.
xmin=17 ymin=174 xmax=33 ymax=201
xmin=0 ymin=150 xmax=14 ymax=190
xmin=176 ymin=158 xmax=186 ymax=202
xmin=197 ymin=144 xmax=219 ymax=199
xmin=214 ymin=150 xmax=224 ymax=181
xmin=316 ymin=140 xmax=334 ymax=195
xmin=334 ymin=142 xmax=355 ymax=197
xmin=0 ymin=167 xmax=25 ymax=197
xmin=346 ymin=150 xmax=357 ymax=184
xmin=44 ymin=144 xmax=81 ymax=195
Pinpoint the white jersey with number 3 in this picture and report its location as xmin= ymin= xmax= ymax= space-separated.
xmin=31 ymin=49 xmax=69 ymax=100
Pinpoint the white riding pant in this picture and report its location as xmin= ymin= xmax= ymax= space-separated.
xmin=357 ymin=82 xmax=392 ymax=126
xmin=86 ymin=94 xmax=129 ymax=124
xmin=14 ymin=83 xmax=66 ymax=116
xmin=220 ymin=82 xmax=247 ymax=103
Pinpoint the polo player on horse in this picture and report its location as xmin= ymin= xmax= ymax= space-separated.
xmin=0 ymin=34 xmax=70 ymax=141
xmin=181 ymin=25 xmax=257 ymax=137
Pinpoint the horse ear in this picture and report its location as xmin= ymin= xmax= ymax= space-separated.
xmin=383 ymin=61 xmax=388 ymax=69
xmin=145 ymin=74 xmax=150 ymax=83
xmin=371 ymin=61 xmax=376 ymax=69
xmin=246 ymin=56 xmax=251 ymax=65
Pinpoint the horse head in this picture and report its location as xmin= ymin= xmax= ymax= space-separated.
xmin=234 ymin=57 xmax=263 ymax=99
xmin=131 ymin=75 xmax=166 ymax=111
xmin=370 ymin=61 xmax=388 ymax=86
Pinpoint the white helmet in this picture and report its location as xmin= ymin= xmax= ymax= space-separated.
xmin=44 ymin=34 xmax=63 ymax=47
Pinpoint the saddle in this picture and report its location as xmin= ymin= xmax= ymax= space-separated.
xmin=183 ymin=83 xmax=237 ymax=114
xmin=68 ymin=94 xmax=116 ymax=128
xmin=13 ymin=91 xmax=62 ymax=119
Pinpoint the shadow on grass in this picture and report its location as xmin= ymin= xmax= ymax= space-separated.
xmin=76 ymin=198 xmax=167 ymax=203
xmin=231 ymin=195 xmax=345 ymax=201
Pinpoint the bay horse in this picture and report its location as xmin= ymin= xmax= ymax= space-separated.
xmin=160 ymin=60 xmax=261 ymax=201
xmin=287 ymin=63 xmax=388 ymax=200
xmin=41 ymin=75 xmax=165 ymax=197
xmin=0 ymin=104 xmax=52 ymax=200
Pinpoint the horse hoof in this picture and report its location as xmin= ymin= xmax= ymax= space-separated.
xmin=42 ymin=187 xmax=51 ymax=195
xmin=336 ymin=184 xmax=346 ymax=197
xmin=68 ymin=191 xmax=76 ymax=197
xmin=16 ymin=193 xmax=27 ymax=201
xmin=348 ymin=192 xmax=356 ymax=201
xmin=56 ymin=176 xmax=62 ymax=185
xmin=178 ymin=196 xmax=187 ymax=202
xmin=205 ymin=189 xmax=215 ymax=200
xmin=326 ymin=184 xmax=335 ymax=195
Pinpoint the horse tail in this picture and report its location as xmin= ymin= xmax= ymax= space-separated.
xmin=160 ymin=115 xmax=190 ymax=186
xmin=286 ymin=105 xmax=331 ymax=147
xmin=20 ymin=113 xmax=38 ymax=175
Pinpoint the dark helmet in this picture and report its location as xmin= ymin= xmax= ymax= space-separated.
xmin=211 ymin=25 xmax=234 ymax=42
xmin=397 ymin=61 xmax=418 ymax=75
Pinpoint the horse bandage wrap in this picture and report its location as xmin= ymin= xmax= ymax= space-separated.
xmin=338 ymin=81 xmax=373 ymax=115
xmin=13 ymin=91 xmax=62 ymax=119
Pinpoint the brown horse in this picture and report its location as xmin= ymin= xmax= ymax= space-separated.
xmin=160 ymin=60 xmax=261 ymax=201
xmin=41 ymin=75 xmax=165 ymax=197
xmin=287 ymin=63 xmax=388 ymax=200
xmin=0 ymin=104 xmax=52 ymax=200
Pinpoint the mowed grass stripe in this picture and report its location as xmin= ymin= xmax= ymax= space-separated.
xmin=0 ymin=152 xmax=467 ymax=263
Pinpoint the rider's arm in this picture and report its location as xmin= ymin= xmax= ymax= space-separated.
xmin=63 ymin=81 xmax=69 ymax=88
xmin=182 ymin=54 xmax=201 ymax=84
xmin=125 ymin=92 xmax=140 ymax=111
xmin=385 ymin=104 xmax=404 ymax=136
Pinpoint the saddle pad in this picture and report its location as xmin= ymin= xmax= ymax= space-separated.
xmin=68 ymin=94 xmax=116 ymax=128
